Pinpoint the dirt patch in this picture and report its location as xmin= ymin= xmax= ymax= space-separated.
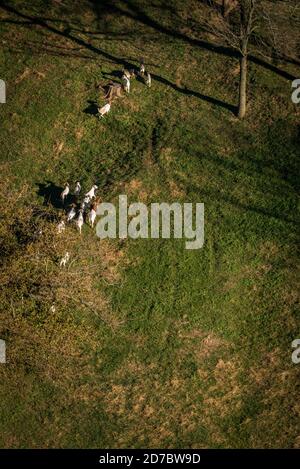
xmin=124 ymin=178 xmax=143 ymax=194
xmin=168 ymin=180 xmax=186 ymax=198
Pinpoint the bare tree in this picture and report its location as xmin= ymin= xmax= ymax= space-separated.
xmin=203 ymin=1 xmax=259 ymax=118
xmin=237 ymin=1 xmax=256 ymax=118
xmin=203 ymin=0 xmax=299 ymax=118
xmin=250 ymin=1 xmax=300 ymax=64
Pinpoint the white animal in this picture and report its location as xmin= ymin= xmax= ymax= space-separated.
xmin=81 ymin=196 xmax=90 ymax=212
xmin=85 ymin=185 xmax=98 ymax=199
xmin=74 ymin=181 xmax=81 ymax=196
xmin=66 ymin=205 xmax=76 ymax=222
xmin=60 ymin=183 xmax=69 ymax=203
xmin=76 ymin=209 xmax=84 ymax=234
xmin=140 ymin=62 xmax=145 ymax=75
xmin=59 ymin=252 xmax=70 ymax=267
xmin=122 ymin=75 xmax=130 ymax=93
xmin=88 ymin=207 xmax=97 ymax=228
xmin=57 ymin=220 xmax=65 ymax=233
xmin=50 ymin=305 xmax=56 ymax=313
xmin=98 ymin=103 xmax=111 ymax=118
xmin=123 ymin=69 xmax=131 ymax=80
xmin=146 ymin=72 xmax=151 ymax=87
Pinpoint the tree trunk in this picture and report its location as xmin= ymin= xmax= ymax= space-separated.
xmin=238 ymin=53 xmax=247 ymax=119
xmin=222 ymin=0 xmax=226 ymax=17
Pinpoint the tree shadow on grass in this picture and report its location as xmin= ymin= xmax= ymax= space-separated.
xmin=98 ymin=0 xmax=296 ymax=81
xmin=0 ymin=3 xmax=237 ymax=115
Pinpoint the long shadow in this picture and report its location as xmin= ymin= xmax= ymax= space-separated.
xmin=101 ymin=67 xmax=235 ymax=112
xmin=0 ymin=3 xmax=236 ymax=114
xmin=36 ymin=181 xmax=65 ymax=209
xmin=102 ymin=70 xmax=123 ymax=80
xmin=91 ymin=0 xmax=238 ymax=57
xmin=83 ymin=100 xmax=99 ymax=116
xmin=91 ymin=0 xmax=296 ymax=82
xmin=7 ymin=5 xmax=300 ymax=73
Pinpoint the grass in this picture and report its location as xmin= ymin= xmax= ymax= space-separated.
xmin=0 ymin=0 xmax=299 ymax=448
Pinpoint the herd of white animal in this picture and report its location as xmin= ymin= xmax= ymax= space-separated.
xmin=57 ymin=181 xmax=100 ymax=258
xmin=98 ymin=60 xmax=151 ymax=118
xmin=57 ymin=181 xmax=99 ymax=235
xmin=57 ymin=60 xmax=151 ymax=267
xmin=57 ymin=181 xmax=100 ymax=267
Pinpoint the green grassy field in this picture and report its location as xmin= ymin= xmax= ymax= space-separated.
xmin=0 ymin=0 xmax=299 ymax=448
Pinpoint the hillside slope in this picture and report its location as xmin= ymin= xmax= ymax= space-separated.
xmin=0 ymin=0 xmax=299 ymax=448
